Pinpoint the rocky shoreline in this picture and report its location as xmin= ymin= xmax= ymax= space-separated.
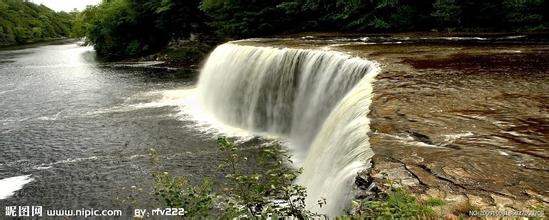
xmin=360 ymin=40 xmax=549 ymax=218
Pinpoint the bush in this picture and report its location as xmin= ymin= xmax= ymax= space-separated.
xmin=0 ymin=0 xmax=74 ymax=46
xmin=74 ymin=0 xmax=205 ymax=60
xmin=147 ymin=148 xmax=215 ymax=218
xmin=349 ymin=184 xmax=444 ymax=219
xmin=162 ymin=40 xmax=214 ymax=66
xmin=152 ymin=172 xmax=215 ymax=218
xmin=149 ymin=137 xmax=317 ymax=219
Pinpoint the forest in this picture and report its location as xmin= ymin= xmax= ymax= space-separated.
xmin=72 ymin=0 xmax=548 ymax=60
xmin=2 ymin=0 xmax=548 ymax=58
xmin=0 ymin=0 xmax=75 ymax=46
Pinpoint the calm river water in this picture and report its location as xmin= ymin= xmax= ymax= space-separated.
xmin=0 ymin=42 xmax=225 ymax=211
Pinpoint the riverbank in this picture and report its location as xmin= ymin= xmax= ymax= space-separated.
xmin=116 ymin=34 xmax=222 ymax=71
xmin=362 ymin=40 xmax=549 ymax=218
xmin=0 ymin=38 xmax=76 ymax=50
xmin=123 ymin=32 xmax=549 ymax=70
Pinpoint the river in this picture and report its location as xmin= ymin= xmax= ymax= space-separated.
xmin=0 ymin=42 xmax=227 ymax=210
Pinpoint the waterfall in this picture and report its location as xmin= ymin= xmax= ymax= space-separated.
xmin=197 ymin=43 xmax=379 ymax=216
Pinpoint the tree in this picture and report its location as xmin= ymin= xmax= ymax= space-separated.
xmin=199 ymin=0 xmax=285 ymax=37
xmin=431 ymin=0 xmax=462 ymax=30
xmin=459 ymin=0 xmax=505 ymax=31
xmin=503 ymin=0 xmax=546 ymax=31
xmin=78 ymin=0 xmax=204 ymax=60
xmin=0 ymin=0 xmax=74 ymax=46
xmin=75 ymin=0 xmax=549 ymax=59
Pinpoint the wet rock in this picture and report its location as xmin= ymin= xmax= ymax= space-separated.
xmin=441 ymin=166 xmax=472 ymax=179
xmin=370 ymin=156 xmax=420 ymax=188
xmin=408 ymin=131 xmax=434 ymax=145
xmin=353 ymin=171 xmax=383 ymax=201
xmin=445 ymin=194 xmax=468 ymax=204
xmin=491 ymin=194 xmax=514 ymax=209
xmin=466 ymin=194 xmax=489 ymax=208
xmin=525 ymin=189 xmax=549 ymax=203
xmin=239 ymin=136 xmax=267 ymax=147
xmin=355 ymin=174 xmax=372 ymax=191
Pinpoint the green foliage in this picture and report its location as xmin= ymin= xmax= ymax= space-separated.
xmin=503 ymin=0 xmax=546 ymax=31
xmin=199 ymin=0 xmax=547 ymax=37
xmin=0 ymin=0 xmax=74 ymax=46
xmin=152 ymin=172 xmax=215 ymax=218
xmin=162 ymin=40 xmax=214 ymax=65
xmin=76 ymin=0 xmax=547 ymax=59
xmin=350 ymin=188 xmax=443 ymax=219
xmin=199 ymin=0 xmax=284 ymax=38
xmin=125 ymin=40 xmax=141 ymax=56
xmin=285 ymin=0 xmax=427 ymax=32
xmin=149 ymin=137 xmax=317 ymax=218
xmin=77 ymin=0 xmax=204 ymax=60
xmin=431 ymin=0 xmax=462 ymax=28
xmin=148 ymin=148 xmax=215 ymax=218
xmin=70 ymin=7 xmax=93 ymax=38
xmin=424 ymin=197 xmax=446 ymax=207
xmin=216 ymin=137 xmax=316 ymax=219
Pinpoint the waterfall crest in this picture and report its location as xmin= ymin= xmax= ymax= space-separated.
xmin=197 ymin=43 xmax=379 ymax=216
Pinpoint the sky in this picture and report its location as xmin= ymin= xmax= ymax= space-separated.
xmin=30 ymin=0 xmax=101 ymax=12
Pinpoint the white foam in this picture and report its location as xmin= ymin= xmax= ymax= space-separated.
xmin=502 ymin=131 xmax=523 ymax=137
xmin=113 ymin=61 xmax=164 ymax=67
xmin=37 ymin=111 xmax=62 ymax=121
xmin=378 ymin=132 xmax=474 ymax=148
xmin=0 ymin=175 xmax=34 ymax=200
xmin=83 ymin=89 xmax=192 ymax=116
xmin=0 ymin=88 xmax=18 ymax=95
xmin=32 ymin=156 xmax=99 ymax=170
xmin=378 ymin=133 xmax=442 ymax=148
xmin=499 ymin=35 xmax=526 ymax=39
xmin=130 ymin=89 xmax=190 ymax=109
xmin=439 ymin=132 xmax=474 ymax=146
xmin=174 ymin=89 xmax=255 ymax=138
xmin=499 ymin=151 xmax=510 ymax=156
xmin=128 ymin=154 xmax=146 ymax=160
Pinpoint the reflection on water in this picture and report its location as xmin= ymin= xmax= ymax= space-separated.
xmin=0 ymin=42 xmax=221 ymax=210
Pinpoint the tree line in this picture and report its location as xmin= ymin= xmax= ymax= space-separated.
xmin=0 ymin=0 xmax=75 ymax=46
xmin=72 ymin=0 xmax=549 ymax=59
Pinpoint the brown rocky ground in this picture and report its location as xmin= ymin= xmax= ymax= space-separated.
xmin=357 ymin=43 xmax=549 ymax=218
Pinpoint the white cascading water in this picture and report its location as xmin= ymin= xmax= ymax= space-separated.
xmin=197 ymin=43 xmax=379 ymax=216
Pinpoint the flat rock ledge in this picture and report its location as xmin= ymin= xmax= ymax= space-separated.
xmin=354 ymin=153 xmax=548 ymax=219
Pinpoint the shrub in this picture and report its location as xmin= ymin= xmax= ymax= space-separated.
xmin=149 ymin=137 xmax=316 ymax=219
xmin=349 ymin=183 xmax=444 ymax=219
